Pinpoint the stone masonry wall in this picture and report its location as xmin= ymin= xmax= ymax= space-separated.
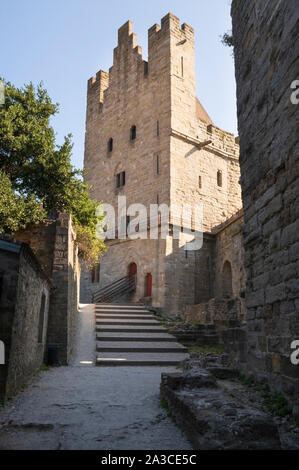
xmin=214 ymin=211 xmax=246 ymax=313
xmin=231 ymin=0 xmax=299 ymax=413
xmin=98 ymin=236 xmax=166 ymax=307
xmin=15 ymin=214 xmax=80 ymax=364
xmin=14 ymin=219 xmax=57 ymax=277
xmin=185 ymin=213 xmax=246 ymax=328
xmin=0 ymin=236 xmax=51 ymax=402
xmin=47 ymin=213 xmax=80 ymax=363
xmin=0 ymin=245 xmax=20 ymax=401
xmin=5 ymin=248 xmax=51 ymax=400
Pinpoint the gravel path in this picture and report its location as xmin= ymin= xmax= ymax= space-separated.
xmin=0 ymin=304 xmax=192 ymax=450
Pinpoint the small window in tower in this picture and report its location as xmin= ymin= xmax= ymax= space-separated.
xmin=116 ymin=173 xmax=121 ymax=188
xmin=144 ymin=61 xmax=148 ymax=76
xmin=198 ymin=175 xmax=202 ymax=188
xmin=108 ymin=138 xmax=113 ymax=153
xmin=156 ymin=155 xmax=159 ymax=175
xmin=130 ymin=125 xmax=136 ymax=141
xmin=181 ymin=56 xmax=184 ymax=77
xmin=116 ymin=171 xmax=126 ymax=188
xmin=157 ymin=120 xmax=159 ymax=136
xmin=217 ymin=170 xmax=223 ymax=187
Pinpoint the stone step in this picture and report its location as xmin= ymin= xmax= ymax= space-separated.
xmin=96 ymin=319 xmax=159 ymax=326
xmin=96 ymin=332 xmax=177 ymax=342
xmin=96 ymin=325 xmax=167 ymax=333
xmin=96 ymin=352 xmax=189 ymax=366
xmin=96 ymin=341 xmax=188 ymax=353
xmin=95 ymin=309 xmax=151 ymax=314
xmin=95 ymin=314 xmax=155 ymax=320
xmin=95 ymin=304 xmax=146 ymax=309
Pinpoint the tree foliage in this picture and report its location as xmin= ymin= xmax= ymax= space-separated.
xmin=0 ymin=79 xmax=105 ymax=264
xmin=221 ymin=31 xmax=234 ymax=49
xmin=0 ymin=171 xmax=46 ymax=233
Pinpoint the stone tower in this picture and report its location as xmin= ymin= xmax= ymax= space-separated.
xmin=83 ymin=13 xmax=242 ymax=315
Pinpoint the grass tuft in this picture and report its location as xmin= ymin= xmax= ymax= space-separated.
xmin=183 ymin=343 xmax=224 ymax=356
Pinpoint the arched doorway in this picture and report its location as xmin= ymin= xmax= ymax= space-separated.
xmin=222 ymin=260 xmax=233 ymax=298
xmin=128 ymin=262 xmax=137 ymax=289
xmin=129 ymin=262 xmax=137 ymax=277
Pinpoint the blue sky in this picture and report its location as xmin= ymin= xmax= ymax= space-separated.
xmin=1 ymin=0 xmax=236 ymax=170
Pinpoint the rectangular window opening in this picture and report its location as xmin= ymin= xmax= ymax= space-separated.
xmin=116 ymin=171 xmax=126 ymax=188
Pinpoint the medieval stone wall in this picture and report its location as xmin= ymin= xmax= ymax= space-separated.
xmin=14 ymin=214 xmax=80 ymax=364
xmin=47 ymin=213 xmax=80 ymax=363
xmin=0 ymin=236 xmax=51 ymax=402
xmin=186 ymin=213 xmax=246 ymax=327
xmin=99 ymin=236 xmax=166 ymax=307
xmin=214 ymin=211 xmax=246 ymax=313
xmin=231 ymin=0 xmax=299 ymax=413
xmin=14 ymin=219 xmax=57 ymax=277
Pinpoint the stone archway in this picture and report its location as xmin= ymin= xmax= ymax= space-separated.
xmin=222 ymin=260 xmax=233 ymax=298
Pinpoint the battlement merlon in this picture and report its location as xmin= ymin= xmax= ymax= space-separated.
xmin=148 ymin=13 xmax=194 ymax=44
xmin=87 ymin=70 xmax=109 ymax=103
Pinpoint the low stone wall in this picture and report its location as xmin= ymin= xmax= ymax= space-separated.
xmin=160 ymin=363 xmax=281 ymax=449
xmin=184 ymin=297 xmax=244 ymax=330
xmin=0 ymin=236 xmax=52 ymax=402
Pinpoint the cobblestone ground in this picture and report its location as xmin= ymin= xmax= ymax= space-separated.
xmin=0 ymin=305 xmax=192 ymax=450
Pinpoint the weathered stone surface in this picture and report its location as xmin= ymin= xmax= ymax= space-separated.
xmin=11 ymin=214 xmax=80 ymax=365
xmin=231 ymin=0 xmax=299 ymax=414
xmin=160 ymin=365 xmax=281 ymax=449
xmin=0 ymin=235 xmax=51 ymax=402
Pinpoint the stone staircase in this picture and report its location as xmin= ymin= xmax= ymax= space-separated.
xmin=95 ymin=304 xmax=189 ymax=366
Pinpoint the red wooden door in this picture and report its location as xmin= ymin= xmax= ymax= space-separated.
xmin=146 ymin=273 xmax=152 ymax=297
xmin=129 ymin=263 xmax=137 ymax=277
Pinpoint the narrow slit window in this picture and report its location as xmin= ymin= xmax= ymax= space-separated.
xmin=108 ymin=138 xmax=113 ymax=153
xmin=116 ymin=173 xmax=121 ymax=188
xmin=198 ymin=175 xmax=202 ymax=188
xmin=144 ymin=61 xmax=148 ymax=76
xmin=130 ymin=125 xmax=136 ymax=141
xmin=157 ymin=120 xmax=159 ymax=136
xmin=156 ymin=155 xmax=159 ymax=175
xmin=181 ymin=56 xmax=184 ymax=77
xmin=217 ymin=170 xmax=223 ymax=187
xmin=116 ymin=171 xmax=125 ymax=188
